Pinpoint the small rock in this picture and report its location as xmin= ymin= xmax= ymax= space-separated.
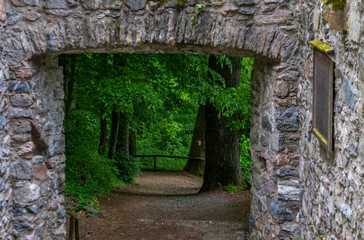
xmin=13 ymin=203 xmax=24 ymax=216
xmin=125 ymin=0 xmax=147 ymax=11
xmin=35 ymin=164 xmax=48 ymax=181
xmin=340 ymin=203 xmax=352 ymax=220
xmin=10 ymin=94 xmax=33 ymax=107
xmin=14 ymin=182 xmax=41 ymax=203
xmin=277 ymin=165 xmax=298 ymax=177
xmin=8 ymin=108 xmax=33 ymax=119
xmin=269 ymin=198 xmax=293 ymax=221
xmin=8 ymin=81 xmax=30 ymax=93
xmin=44 ymin=0 xmax=69 ymax=9
xmin=17 ymin=142 xmax=35 ymax=158
xmin=7 ymin=10 xmax=21 ymax=25
xmin=277 ymin=107 xmax=299 ymax=132
xmin=25 ymin=202 xmax=44 ymax=213
xmin=0 ymin=198 xmax=7 ymax=211
xmin=0 ymin=177 xmax=4 ymax=192
xmin=14 ymin=221 xmax=33 ymax=232
xmin=58 ymin=208 xmax=66 ymax=218
xmin=83 ymin=206 xmax=106 ymax=219
xmin=261 ymin=114 xmax=272 ymax=132
xmin=11 ymin=161 xmax=33 ymax=180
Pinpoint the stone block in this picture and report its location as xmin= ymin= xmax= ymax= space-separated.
xmin=343 ymin=77 xmax=355 ymax=110
xmin=261 ymin=114 xmax=272 ymax=132
xmin=234 ymin=0 xmax=256 ymax=5
xmin=276 ymin=165 xmax=298 ymax=177
xmin=12 ymin=134 xmax=31 ymax=143
xmin=14 ymin=221 xmax=33 ymax=232
xmin=44 ymin=0 xmax=69 ymax=9
xmin=125 ymin=0 xmax=146 ymax=11
xmin=10 ymin=0 xmax=39 ymax=6
xmin=278 ymin=134 xmax=285 ymax=151
xmin=255 ymin=10 xmax=292 ymax=24
xmin=6 ymin=10 xmax=21 ymax=26
xmin=14 ymin=182 xmax=41 ymax=203
xmin=49 ymin=138 xmax=65 ymax=156
xmin=12 ymin=203 xmax=24 ymax=216
xmin=269 ymin=198 xmax=293 ymax=221
xmin=8 ymin=81 xmax=30 ymax=94
xmin=35 ymin=164 xmax=48 ymax=181
xmin=10 ymin=95 xmax=33 ymax=107
xmin=277 ymin=107 xmax=299 ymax=132
xmin=349 ymin=10 xmax=360 ymax=42
xmin=8 ymin=108 xmax=33 ymax=119
xmin=11 ymin=161 xmax=33 ymax=180
xmin=274 ymin=81 xmax=289 ymax=98
xmin=0 ymin=112 xmax=5 ymax=130
xmin=25 ymin=202 xmax=44 ymax=213
xmin=340 ymin=203 xmax=352 ymax=220
xmin=82 ymin=0 xmax=123 ymax=9
xmin=17 ymin=142 xmax=35 ymax=158
xmin=0 ymin=177 xmax=4 ymax=192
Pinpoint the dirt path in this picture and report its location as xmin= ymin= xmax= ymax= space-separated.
xmin=70 ymin=171 xmax=252 ymax=240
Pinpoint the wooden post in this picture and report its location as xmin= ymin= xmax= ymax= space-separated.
xmin=153 ymin=156 xmax=157 ymax=171
xmin=69 ymin=215 xmax=75 ymax=240
xmin=75 ymin=218 xmax=80 ymax=240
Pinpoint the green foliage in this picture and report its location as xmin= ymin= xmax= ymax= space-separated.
xmin=240 ymin=135 xmax=252 ymax=188
xmin=223 ymin=184 xmax=243 ymax=194
xmin=60 ymin=53 xmax=254 ymax=208
xmin=114 ymin=154 xmax=140 ymax=184
xmin=64 ymin=110 xmax=122 ymax=208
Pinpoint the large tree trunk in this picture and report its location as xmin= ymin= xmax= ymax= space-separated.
xmin=108 ymin=110 xmax=121 ymax=159
xmin=129 ymin=130 xmax=137 ymax=156
xmin=184 ymin=104 xmax=206 ymax=176
xmin=98 ymin=114 xmax=108 ymax=156
xmin=200 ymin=56 xmax=243 ymax=192
xmin=115 ymin=113 xmax=129 ymax=157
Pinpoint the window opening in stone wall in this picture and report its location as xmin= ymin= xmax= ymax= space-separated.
xmin=311 ymin=43 xmax=334 ymax=158
xmin=58 ymin=53 xmax=254 ymax=239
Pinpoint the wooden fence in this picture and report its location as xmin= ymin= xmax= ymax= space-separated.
xmin=132 ymin=155 xmax=205 ymax=171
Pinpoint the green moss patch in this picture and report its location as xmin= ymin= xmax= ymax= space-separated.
xmin=322 ymin=0 xmax=346 ymax=11
xmin=309 ymin=40 xmax=334 ymax=52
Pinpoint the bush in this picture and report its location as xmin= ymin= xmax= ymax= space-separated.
xmin=114 ymin=153 xmax=140 ymax=184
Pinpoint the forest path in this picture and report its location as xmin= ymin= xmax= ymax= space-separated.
xmin=71 ymin=171 xmax=252 ymax=240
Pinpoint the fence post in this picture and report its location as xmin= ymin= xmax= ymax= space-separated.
xmin=153 ymin=156 xmax=157 ymax=171
xmin=75 ymin=218 xmax=80 ymax=240
xmin=68 ymin=215 xmax=75 ymax=240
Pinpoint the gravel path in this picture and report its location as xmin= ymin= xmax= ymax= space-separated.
xmin=69 ymin=171 xmax=252 ymax=240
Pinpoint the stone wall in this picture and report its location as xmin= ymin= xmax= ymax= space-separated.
xmin=296 ymin=0 xmax=364 ymax=239
xmin=0 ymin=0 xmax=362 ymax=239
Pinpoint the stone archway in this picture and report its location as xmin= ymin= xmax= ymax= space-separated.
xmin=0 ymin=0 xmax=301 ymax=239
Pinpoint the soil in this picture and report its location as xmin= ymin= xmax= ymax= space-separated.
xmin=67 ymin=171 xmax=252 ymax=240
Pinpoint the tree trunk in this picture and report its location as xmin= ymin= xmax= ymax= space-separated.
xmin=200 ymin=56 xmax=243 ymax=192
xmin=98 ymin=114 xmax=108 ymax=156
xmin=129 ymin=130 xmax=137 ymax=156
xmin=116 ymin=113 xmax=129 ymax=157
xmin=108 ymin=110 xmax=121 ymax=159
xmin=184 ymin=104 xmax=206 ymax=176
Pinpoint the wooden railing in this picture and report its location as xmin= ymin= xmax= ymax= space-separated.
xmin=132 ymin=155 xmax=205 ymax=171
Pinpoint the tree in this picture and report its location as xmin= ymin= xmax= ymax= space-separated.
xmin=200 ymin=56 xmax=243 ymax=192
xmin=184 ymin=104 xmax=206 ymax=175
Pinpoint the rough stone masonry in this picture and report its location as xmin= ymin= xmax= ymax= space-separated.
xmin=0 ymin=0 xmax=362 ymax=239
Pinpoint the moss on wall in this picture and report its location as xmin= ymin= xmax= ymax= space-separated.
xmin=322 ymin=0 xmax=346 ymax=11
xmin=309 ymin=40 xmax=334 ymax=52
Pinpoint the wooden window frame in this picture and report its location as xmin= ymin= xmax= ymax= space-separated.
xmin=312 ymin=47 xmax=334 ymax=159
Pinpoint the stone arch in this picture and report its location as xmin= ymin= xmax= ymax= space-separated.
xmin=0 ymin=0 xmax=301 ymax=239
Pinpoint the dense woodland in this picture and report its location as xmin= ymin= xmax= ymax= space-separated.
xmin=59 ymin=54 xmax=254 ymax=208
